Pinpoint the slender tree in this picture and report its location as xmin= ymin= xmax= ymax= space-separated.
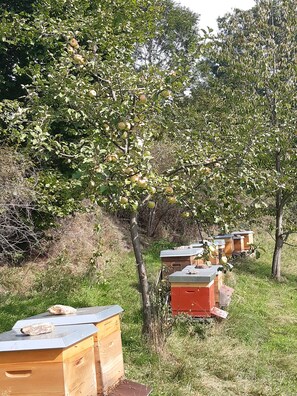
xmin=192 ymin=0 xmax=297 ymax=278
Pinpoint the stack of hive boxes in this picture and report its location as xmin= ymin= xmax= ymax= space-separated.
xmin=164 ymin=232 xmax=256 ymax=318
xmin=0 ymin=306 xmax=151 ymax=396
xmin=169 ymin=267 xmax=217 ymax=317
xmin=0 ymin=324 xmax=98 ymax=395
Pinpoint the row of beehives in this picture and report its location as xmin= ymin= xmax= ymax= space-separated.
xmin=0 ymin=306 xmax=151 ymax=396
xmin=159 ymin=231 xmax=254 ymax=319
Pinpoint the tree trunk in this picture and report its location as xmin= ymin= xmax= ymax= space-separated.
xmin=130 ymin=211 xmax=153 ymax=338
xmin=271 ymin=150 xmax=283 ymax=281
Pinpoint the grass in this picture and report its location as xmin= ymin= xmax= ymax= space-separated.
xmin=0 ymin=232 xmax=297 ymax=395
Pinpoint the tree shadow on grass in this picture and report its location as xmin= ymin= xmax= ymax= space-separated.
xmin=234 ymin=257 xmax=297 ymax=285
xmin=234 ymin=258 xmax=273 ymax=280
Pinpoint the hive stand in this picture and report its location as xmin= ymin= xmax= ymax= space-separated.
xmin=109 ymin=380 xmax=152 ymax=396
xmin=0 ymin=324 xmax=98 ymax=395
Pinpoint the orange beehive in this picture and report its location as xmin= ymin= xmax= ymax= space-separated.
xmin=191 ymin=242 xmax=219 ymax=265
xmin=183 ymin=265 xmax=223 ymax=308
xmin=214 ymin=235 xmax=234 ymax=257
xmin=232 ymin=231 xmax=254 ymax=250
xmin=233 ymin=235 xmax=245 ymax=254
xmin=0 ymin=325 xmax=97 ymax=395
xmin=169 ymin=268 xmax=217 ymax=317
xmin=13 ymin=306 xmax=125 ymax=395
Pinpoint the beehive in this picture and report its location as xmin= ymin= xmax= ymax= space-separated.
xmin=169 ymin=267 xmax=217 ymax=317
xmin=232 ymin=231 xmax=254 ymax=250
xmin=190 ymin=242 xmax=219 ymax=265
xmin=232 ymin=235 xmax=245 ymax=254
xmin=214 ymin=234 xmax=234 ymax=257
xmin=183 ymin=265 xmax=223 ymax=308
xmin=13 ymin=306 xmax=124 ymax=395
xmin=213 ymin=239 xmax=226 ymax=259
xmin=0 ymin=324 xmax=97 ymax=395
xmin=160 ymin=248 xmax=203 ymax=275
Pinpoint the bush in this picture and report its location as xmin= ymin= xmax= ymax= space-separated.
xmin=0 ymin=148 xmax=39 ymax=264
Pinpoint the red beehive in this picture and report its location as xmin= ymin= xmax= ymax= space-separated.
xmin=182 ymin=265 xmax=224 ymax=308
xmin=169 ymin=267 xmax=217 ymax=317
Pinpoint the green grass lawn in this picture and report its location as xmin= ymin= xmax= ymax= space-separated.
xmin=0 ymin=233 xmax=297 ymax=395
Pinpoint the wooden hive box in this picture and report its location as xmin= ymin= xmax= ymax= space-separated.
xmin=160 ymin=248 xmax=203 ymax=276
xmin=190 ymin=242 xmax=219 ymax=265
xmin=182 ymin=265 xmax=224 ymax=308
xmin=213 ymin=269 xmax=224 ymax=307
xmin=169 ymin=267 xmax=217 ymax=317
xmin=0 ymin=324 xmax=97 ymax=395
xmin=232 ymin=235 xmax=245 ymax=254
xmin=13 ymin=306 xmax=124 ymax=396
xmin=213 ymin=239 xmax=226 ymax=259
xmin=232 ymin=231 xmax=254 ymax=250
xmin=214 ymin=235 xmax=234 ymax=257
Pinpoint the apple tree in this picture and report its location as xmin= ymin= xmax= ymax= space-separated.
xmin=0 ymin=0 xmax=197 ymax=338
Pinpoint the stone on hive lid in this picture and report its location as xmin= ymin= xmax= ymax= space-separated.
xmin=169 ymin=267 xmax=217 ymax=283
xmin=13 ymin=305 xmax=123 ymax=330
xmin=0 ymin=324 xmax=97 ymax=352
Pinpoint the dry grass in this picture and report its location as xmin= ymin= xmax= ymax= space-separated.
xmin=0 ymin=208 xmax=130 ymax=295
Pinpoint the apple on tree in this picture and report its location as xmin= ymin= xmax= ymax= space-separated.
xmin=147 ymin=201 xmax=156 ymax=209
xmin=69 ymin=38 xmax=79 ymax=49
xmin=165 ymin=186 xmax=174 ymax=195
xmin=167 ymin=196 xmax=177 ymax=204
xmin=120 ymin=196 xmax=129 ymax=205
xmin=139 ymin=94 xmax=147 ymax=103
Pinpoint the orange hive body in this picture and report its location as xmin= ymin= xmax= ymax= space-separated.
xmin=12 ymin=306 xmax=125 ymax=396
xmin=0 ymin=324 xmax=97 ymax=395
xmin=214 ymin=235 xmax=234 ymax=257
xmin=169 ymin=267 xmax=217 ymax=317
xmin=190 ymin=242 xmax=219 ymax=265
xmin=233 ymin=235 xmax=245 ymax=254
xmin=232 ymin=231 xmax=254 ymax=250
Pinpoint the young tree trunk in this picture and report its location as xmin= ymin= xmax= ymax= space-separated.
xmin=272 ymin=149 xmax=283 ymax=281
xmin=130 ymin=211 xmax=153 ymax=338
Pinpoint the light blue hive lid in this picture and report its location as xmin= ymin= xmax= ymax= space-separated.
xmin=0 ymin=324 xmax=97 ymax=352
xmin=13 ymin=305 xmax=123 ymax=330
xmin=232 ymin=231 xmax=254 ymax=235
xmin=213 ymin=239 xmax=225 ymax=246
xmin=214 ymin=234 xmax=234 ymax=239
xmin=169 ymin=267 xmax=217 ymax=283
xmin=160 ymin=248 xmax=203 ymax=258
xmin=182 ymin=265 xmax=223 ymax=274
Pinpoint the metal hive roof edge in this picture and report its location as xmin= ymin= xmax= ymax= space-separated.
xmin=169 ymin=267 xmax=217 ymax=283
xmin=13 ymin=305 xmax=123 ymax=330
xmin=0 ymin=324 xmax=97 ymax=352
xmin=160 ymin=248 xmax=203 ymax=258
